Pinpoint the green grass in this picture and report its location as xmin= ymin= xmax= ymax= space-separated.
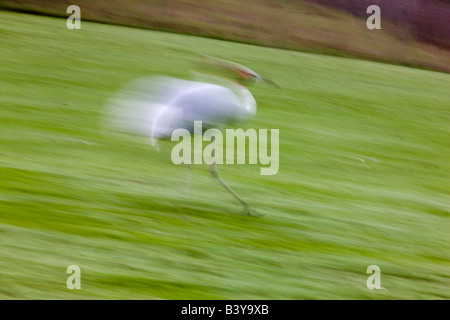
xmin=2 ymin=0 xmax=450 ymax=74
xmin=0 ymin=11 xmax=449 ymax=299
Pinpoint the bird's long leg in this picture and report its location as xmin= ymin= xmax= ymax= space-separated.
xmin=210 ymin=140 xmax=260 ymax=216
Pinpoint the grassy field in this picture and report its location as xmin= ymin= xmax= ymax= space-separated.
xmin=0 ymin=11 xmax=449 ymax=299
xmin=2 ymin=0 xmax=450 ymax=74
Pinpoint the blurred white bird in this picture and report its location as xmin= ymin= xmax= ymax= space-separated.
xmin=104 ymin=55 xmax=276 ymax=216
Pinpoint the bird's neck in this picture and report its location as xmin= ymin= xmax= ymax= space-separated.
xmin=234 ymin=83 xmax=256 ymax=116
xmin=191 ymin=72 xmax=256 ymax=116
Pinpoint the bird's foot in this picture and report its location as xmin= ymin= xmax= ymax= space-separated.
xmin=243 ymin=203 xmax=265 ymax=217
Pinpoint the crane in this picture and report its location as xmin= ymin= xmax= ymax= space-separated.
xmin=104 ymin=55 xmax=276 ymax=216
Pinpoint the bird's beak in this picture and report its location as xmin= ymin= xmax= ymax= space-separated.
xmin=259 ymin=76 xmax=280 ymax=88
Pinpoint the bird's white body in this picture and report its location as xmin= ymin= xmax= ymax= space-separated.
xmin=105 ymin=75 xmax=257 ymax=146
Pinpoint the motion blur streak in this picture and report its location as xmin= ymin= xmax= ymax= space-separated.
xmin=0 ymin=6 xmax=449 ymax=300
